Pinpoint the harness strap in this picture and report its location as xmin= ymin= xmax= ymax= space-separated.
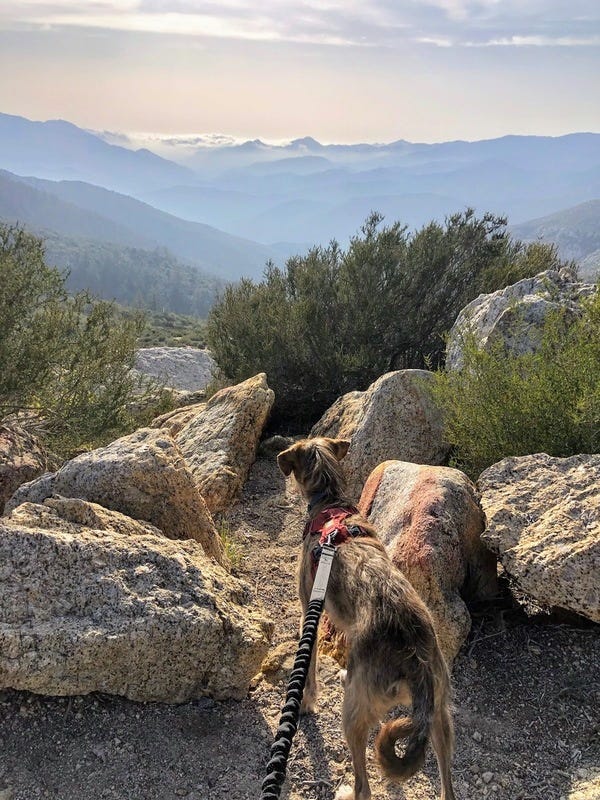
xmin=302 ymin=504 xmax=360 ymax=540
xmin=304 ymin=505 xmax=367 ymax=579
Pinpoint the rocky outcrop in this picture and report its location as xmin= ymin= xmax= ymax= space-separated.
xmin=175 ymin=373 xmax=274 ymax=513
xmin=5 ymin=428 xmax=224 ymax=564
xmin=358 ymin=461 xmax=498 ymax=662
xmin=311 ymin=370 xmax=449 ymax=499
xmin=478 ymin=453 xmax=600 ymax=623
xmin=446 ymin=269 xmax=596 ymax=370
xmin=0 ymin=423 xmax=48 ymax=514
xmin=27 ymin=496 xmax=167 ymax=538
xmin=0 ymin=501 xmax=272 ymax=702
xmin=134 ymin=347 xmax=215 ymax=392
xmin=311 ymin=391 xmax=365 ymax=440
xmin=151 ymin=401 xmax=207 ymax=436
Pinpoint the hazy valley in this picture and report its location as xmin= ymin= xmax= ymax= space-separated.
xmin=1 ymin=111 xmax=599 ymax=316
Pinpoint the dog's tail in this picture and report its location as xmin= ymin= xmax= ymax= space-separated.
xmin=374 ymin=656 xmax=435 ymax=782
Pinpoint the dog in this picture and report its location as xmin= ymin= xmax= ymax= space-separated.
xmin=277 ymin=437 xmax=456 ymax=800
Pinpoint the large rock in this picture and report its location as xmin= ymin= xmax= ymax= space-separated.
xmin=478 ymin=453 xmax=600 ymax=622
xmin=0 ymin=423 xmax=49 ymax=514
xmin=0 ymin=501 xmax=272 ymax=702
xmin=134 ymin=346 xmax=216 ymax=391
xmin=446 ymin=269 xmax=595 ymax=370
xmin=311 ymin=391 xmax=365 ymax=440
xmin=311 ymin=370 xmax=449 ymax=499
xmin=5 ymin=428 xmax=225 ymax=564
xmin=175 ymin=373 xmax=274 ymax=513
xmin=151 ymin=401 xmax=207 ymax=437
xmin=358 ymin=461 xmax=498 ymax=661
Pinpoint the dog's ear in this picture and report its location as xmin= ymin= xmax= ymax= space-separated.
xmin=329 ymin=438 xmax=350 ymax=462
xmin=277 ymin=446 xmax=298 ymax=476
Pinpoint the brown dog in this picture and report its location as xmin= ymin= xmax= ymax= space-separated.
xmin=277 ymin=437 xmax=456 ymax=800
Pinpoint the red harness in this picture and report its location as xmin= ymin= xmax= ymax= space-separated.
xmin=303 ymin=505 xmax=366 ymax=578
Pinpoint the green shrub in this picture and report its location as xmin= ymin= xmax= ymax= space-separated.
xmin=432 ymin=290 xmax=600 ymax=478
xmin=136 ymin=310 xmax=208 ymax=348
xmin=207 ymin=210 xmax=566 ymax=427
xmin=0 ymin=225 xmax=146 ymax=456
xmin=215 ymin=518 xmax=243 ymax=572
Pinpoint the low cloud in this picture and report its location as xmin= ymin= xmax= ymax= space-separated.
xmin=1 ymin=0 xmax=598 ymax=49
xmin=465 ymin=35 xmax=600 ymax=47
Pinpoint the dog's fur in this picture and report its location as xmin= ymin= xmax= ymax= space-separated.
xmin=278 ymin=437 xmax=456 ymax=800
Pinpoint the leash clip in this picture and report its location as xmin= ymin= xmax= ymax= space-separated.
xmin=324 ymin=528 xmax=339 ymax=547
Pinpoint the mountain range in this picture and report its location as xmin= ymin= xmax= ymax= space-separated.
xmin=0 ymin=169 xmax=278 ymax=281
xmin=512 ymin=200 xmax=600 ymax=280
xmin=0 ymin=111 xmax=598 ymax=312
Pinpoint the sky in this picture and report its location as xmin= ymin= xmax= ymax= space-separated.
xmin=1 ymin=1 xmax=599 ymax=144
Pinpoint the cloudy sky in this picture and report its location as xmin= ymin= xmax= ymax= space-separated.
xmin=1 ymin=1 xmax=599 ymax=143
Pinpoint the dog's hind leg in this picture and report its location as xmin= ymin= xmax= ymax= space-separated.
xmin=430 ymin=704 xmax=456 ymax=800
xmin=336 ymin=677 xmax=376 ymax=800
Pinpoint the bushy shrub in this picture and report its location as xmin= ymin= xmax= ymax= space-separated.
xmin=432 ymin=290 xmax=600 ymax=478
xmin=0 ymin=225 xmax=146 ymax=455
xmin=207 ymin=210 xmax=566 ymax=427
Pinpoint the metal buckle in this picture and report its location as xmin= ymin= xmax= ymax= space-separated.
xmin=324 ymin=527 xmax=339 ymax=547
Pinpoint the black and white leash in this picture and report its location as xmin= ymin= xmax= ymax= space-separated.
xmin=259 ymin=540 xmax=337 ymax=800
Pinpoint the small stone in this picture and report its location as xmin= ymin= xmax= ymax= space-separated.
xmin=92 ymin=745 xmax=107 ymax=762
xmin=482 ymin=772 xmax=494 ymax=784
xmin=473 ymin=731 xmax=483 ymax=742
xmin=470 ymin=764 xmax=481 ymax=774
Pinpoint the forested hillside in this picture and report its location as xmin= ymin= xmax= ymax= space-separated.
xmin=43 ymin=233 xmax=224 ymax=317
xmin=0 ymin=169 xmax=279 ymax=282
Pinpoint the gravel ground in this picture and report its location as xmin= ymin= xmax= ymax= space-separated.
xmin=1 ymin=456 xmax=598 ymax=800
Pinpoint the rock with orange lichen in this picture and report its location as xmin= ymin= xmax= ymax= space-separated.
xmin=358 ymin=460 xmax=498 ymax=662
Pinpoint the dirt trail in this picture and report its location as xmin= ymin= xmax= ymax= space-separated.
xmin=0 ymin=455 xmax=598 ymax=800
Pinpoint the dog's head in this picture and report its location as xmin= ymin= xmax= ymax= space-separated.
xmin=277 ymin=437 xmax=350 ymax=501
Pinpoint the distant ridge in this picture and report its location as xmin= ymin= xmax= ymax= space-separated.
xmin=0 ymin=112 xmax=193 ymax=195
xmin=2 ymin=111 xmax=600 ymax=254
xmin=512 ymin=199 xmax=600 ymax=280
xmin=0 ymin=169 xmax=278 ymax=281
